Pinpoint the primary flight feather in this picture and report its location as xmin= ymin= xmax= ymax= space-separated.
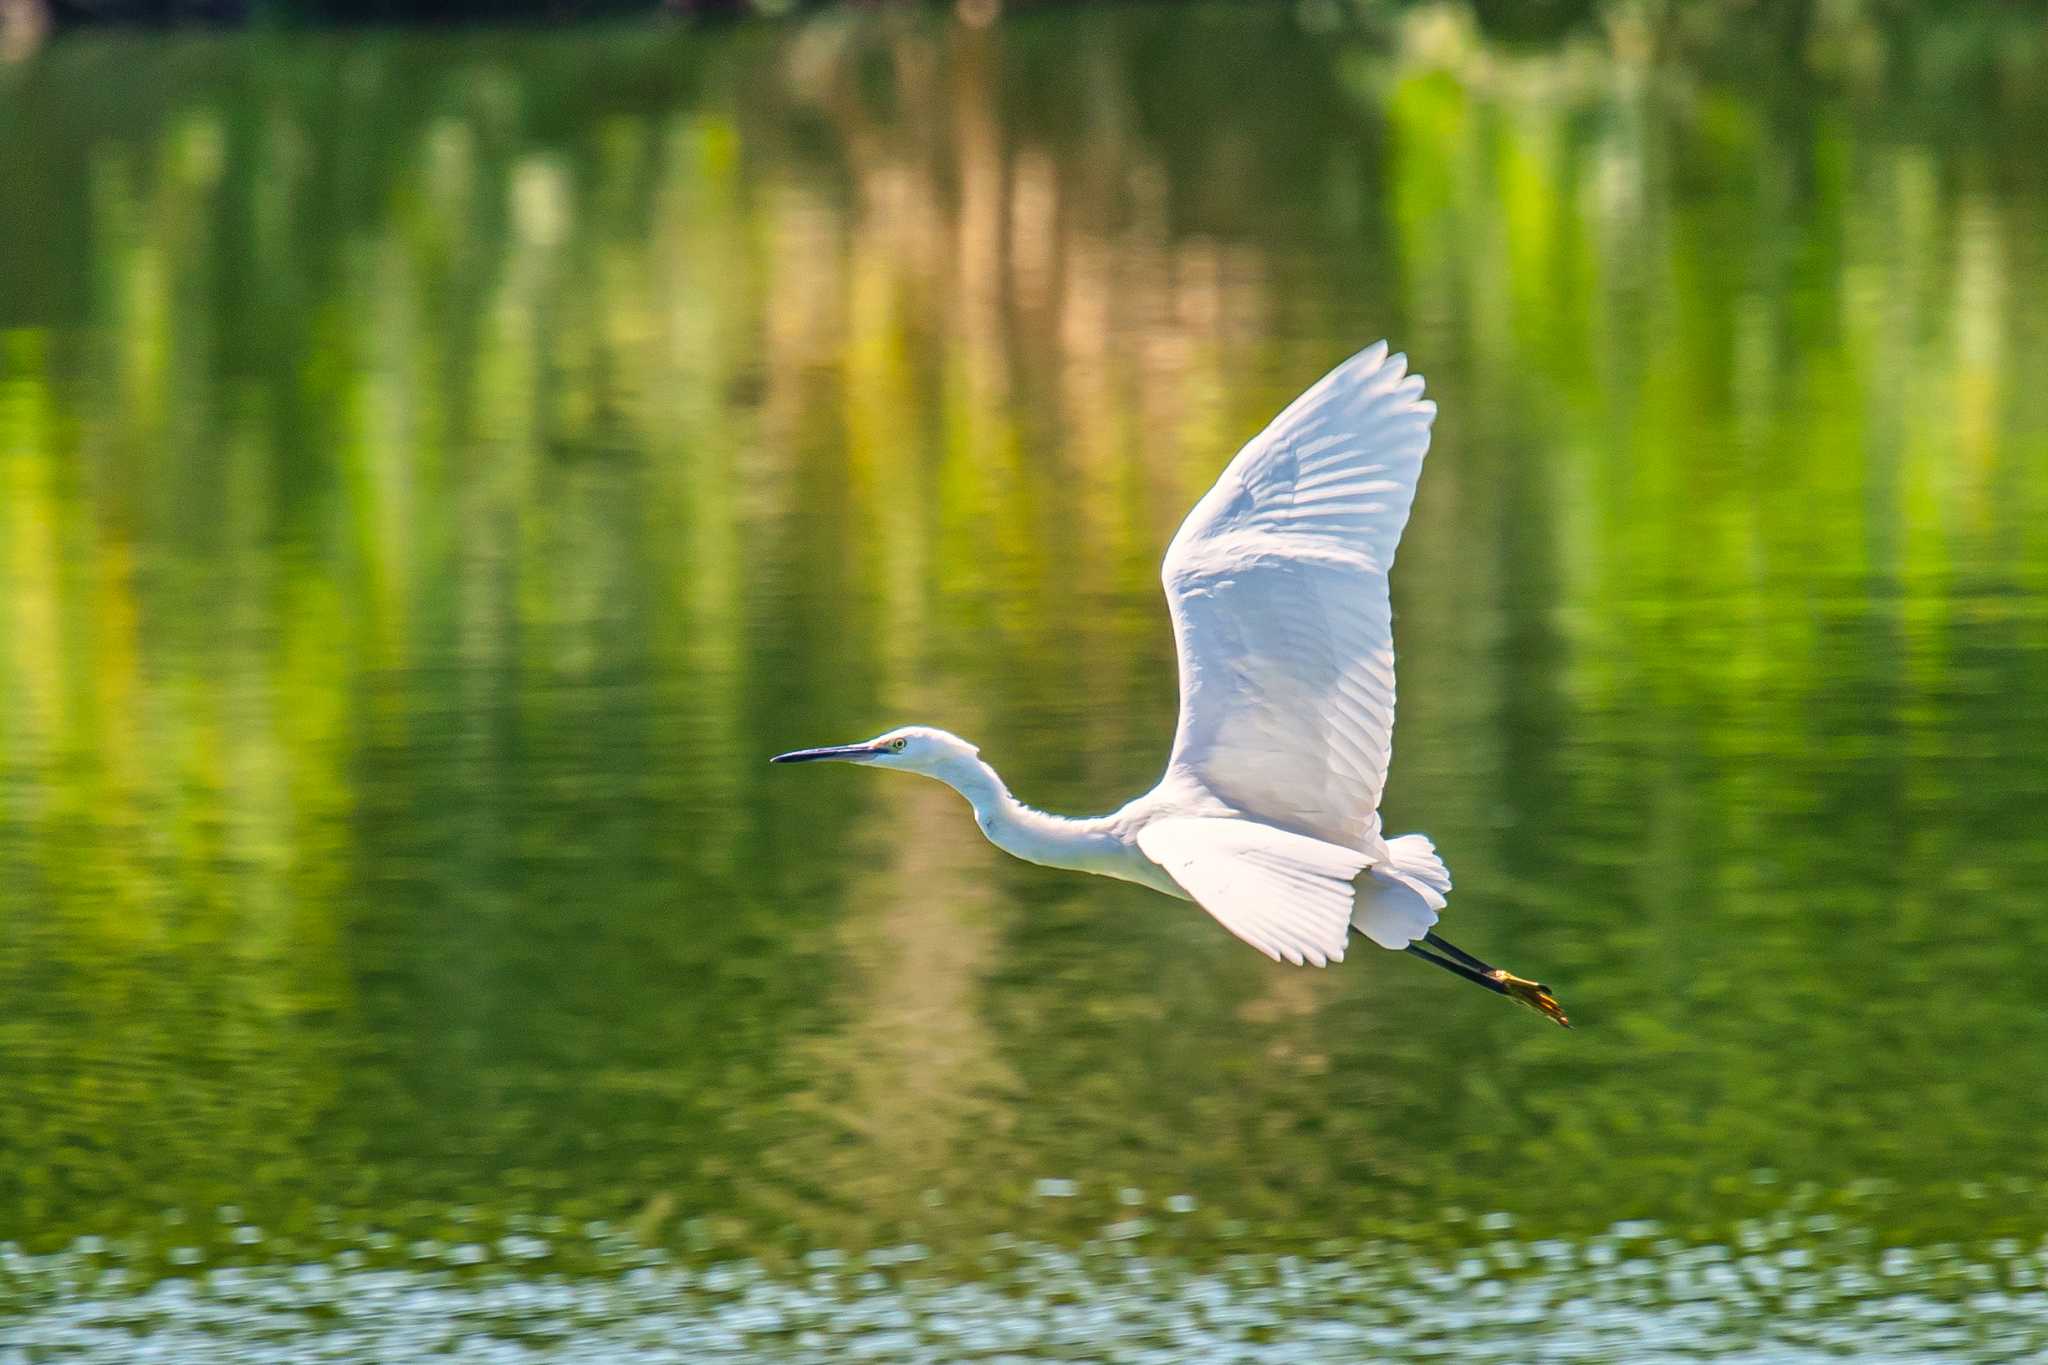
xmin=774 ymin=344 xmax=1567 ymax=1026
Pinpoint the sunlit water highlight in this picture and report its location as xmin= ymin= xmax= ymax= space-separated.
xmin=9 ymin=1223 xmax=2048 ymax=1363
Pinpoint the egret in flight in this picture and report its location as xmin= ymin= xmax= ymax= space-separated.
xmin=774 ymin=343 xmax=1567 ymax=1026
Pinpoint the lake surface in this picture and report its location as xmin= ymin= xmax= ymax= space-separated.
xmin=4 ymin=5 xmax=2048 ymax=1359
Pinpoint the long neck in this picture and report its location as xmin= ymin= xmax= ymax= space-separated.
xmin=935 ymin=754 xmax=1119 ymax=873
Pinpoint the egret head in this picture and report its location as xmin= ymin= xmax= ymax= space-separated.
xmin=771 ymin=725 xmax=979 ymax=776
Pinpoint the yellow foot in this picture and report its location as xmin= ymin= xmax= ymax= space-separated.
xmin=1490 ymin=969 xmax=1571 ymax=1028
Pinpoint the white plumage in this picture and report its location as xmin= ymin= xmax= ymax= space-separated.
xmin=1135 ymin=816 xmax=1365 ymax=968
xmin=1159 ymin=340 xmax=1430 ymax=853
xmin=775 ymin=343 xmax=1567 ymax=1025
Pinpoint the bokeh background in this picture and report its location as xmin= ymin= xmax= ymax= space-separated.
xmin=4 ymin=1 xmax=2048 ymax=1359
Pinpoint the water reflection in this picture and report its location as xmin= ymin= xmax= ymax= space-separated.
xmin=2 ymin=1 xmax=2047 ymax=1337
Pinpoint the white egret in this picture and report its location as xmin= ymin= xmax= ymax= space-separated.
xmin=774 ymin=343 xmax=1567 ymax=1026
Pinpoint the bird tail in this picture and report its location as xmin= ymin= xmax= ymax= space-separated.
xmin=1351 ymin=833 xmax=1452 ymax=949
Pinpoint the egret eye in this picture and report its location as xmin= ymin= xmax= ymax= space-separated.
xmin=890 ymin=738 xmax=908 ymax=752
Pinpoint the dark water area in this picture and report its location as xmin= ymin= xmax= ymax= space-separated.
xmin=4 ymin=5 xmax=2048 ymax=1358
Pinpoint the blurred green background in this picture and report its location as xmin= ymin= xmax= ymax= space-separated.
xmin=3 ymin=2 xmax=2048 ymax=1358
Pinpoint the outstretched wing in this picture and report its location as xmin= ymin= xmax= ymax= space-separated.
xmin=1136 ymin=817 xmax=1367 ymax=967
xmin=1159 ymin=343 xmax=1436 ymax=849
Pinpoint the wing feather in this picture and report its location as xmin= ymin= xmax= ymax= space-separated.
xmin=1160 ymin=344 xmax=1436 ymax=848
xmin=1136 ymin=817 xmax=1366 ymax=967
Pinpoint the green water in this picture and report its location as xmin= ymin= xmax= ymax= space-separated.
xmin=4 ymin=5 xmax=2048 ymax=1359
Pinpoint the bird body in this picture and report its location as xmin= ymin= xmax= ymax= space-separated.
xmin=776 ymin=344 xmax=1567 ymax=1026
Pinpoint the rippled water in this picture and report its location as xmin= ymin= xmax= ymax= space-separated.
xmin=11 ymin=1217 xmax=2048 ymax=1362
xmin=4 ymin=3 xmax=2048 ymax=1359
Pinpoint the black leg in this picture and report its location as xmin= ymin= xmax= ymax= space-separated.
xmin=1422 ymin=931 xmax=1496 ymax=975
xmin=1404 ymin=943 xmax=1508 ymax=995
xmin=1390 ymin=931 xmax=1572 ymax=1028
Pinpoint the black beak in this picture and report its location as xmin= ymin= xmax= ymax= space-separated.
xmin=770 ymin=743 xmax=887 ymax=764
